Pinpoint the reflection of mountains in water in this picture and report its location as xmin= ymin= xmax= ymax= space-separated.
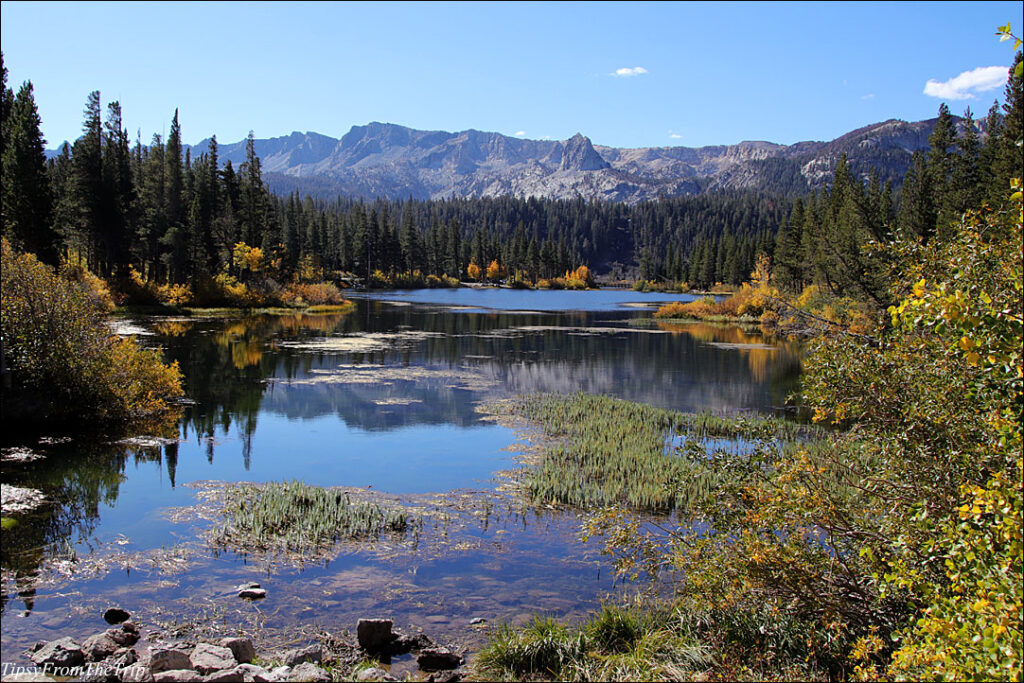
xmin=256 ymin=335 xmax=801 ymax=430
xmin=261 ymin=363 xmax=496 ymax=430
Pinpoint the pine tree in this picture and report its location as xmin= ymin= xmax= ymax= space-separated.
xmin=399 ymin=208 xmax=423 ymax=271
xmin=990 ymin=52 xmax=1023 ymax=195
xmin=927 ymin=103 xmax=958 ymax=236
xmin=898 ymin=151 xmax=936 ymax=242
xmin=1 ymin=81 xmax=57 ymax=263
xmin=773 ymin=198 xmax=804 ymax=292
xmin=101 ymin=101 xmax=134 ymax=274
xmin=48 ymin=142 xmax=79 ymax=261
xmin=73 ymin=91 xmax=104 ymax=270
xmin=239 ymin=131 xmax=267 ymax=247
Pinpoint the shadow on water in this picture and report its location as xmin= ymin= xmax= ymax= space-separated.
xmin=1 ymin=291 xmax=802 ymax=659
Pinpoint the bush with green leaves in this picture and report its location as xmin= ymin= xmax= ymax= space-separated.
xmin=1 ymin=239 xmax=183 ymax=431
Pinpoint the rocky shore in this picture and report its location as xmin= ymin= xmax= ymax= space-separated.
xmin=5 ymin=608 xmax=466 ymax=682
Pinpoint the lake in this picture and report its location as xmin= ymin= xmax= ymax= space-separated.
xmin=0 ymin=289 xmax=802 ymax=663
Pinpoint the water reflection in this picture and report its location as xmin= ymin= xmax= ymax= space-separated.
xmin=2 ymin=292 xmax=802 ymax=654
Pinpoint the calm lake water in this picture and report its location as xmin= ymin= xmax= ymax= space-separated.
xmin=0 ymin=289 xmax=801 ymax=663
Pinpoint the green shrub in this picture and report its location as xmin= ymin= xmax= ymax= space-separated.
xmin=1 ymin=240 xmax=183 ymax=430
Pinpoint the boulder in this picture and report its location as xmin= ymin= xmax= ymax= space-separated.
xmin=390 ymin=632 xmax=432 ymax=654
xmin=71 ymin=666 xmax=118 ymax=682
xmin=281 ymin=644 xmax=322 ymax=667
xmin=147 ymin=648 xmax=193 ymax=673
xmin=287 ymin=662 xmax=331 ymax=682
xmin=189 ymin=643 xmax=236 ymax=674
xmin=82 ymin=631 xmax=121 ymax=661
xmin=204 ymin=668 xmax=245 ymax=682
xmin=234 ymin=663 xmax=275 ymax=682
xmin=416 ymin=648 xmax=462 ymax=671
xmin=152 ymin=671 xmax=203 ymax=683
xmin=356 ymin=619 xmax=394 ymax=651
xmin=218 ymin=637 xmax=256 ymax=664
xmin=426 ymin=673 xmax=463 ymax=683
xmin=103 ymin=607 xmax=131 ymax=625
xmin=356 ymin=667 xmax=397 ymax=682
xmin=118 ymin=664 xmax=155 ymax=682
xmin=3 ymin=672 xmax=54 ymax=682
xmin=237 ymin=588 xmax=267 ymax=600
xmin=269 ymin=666 xmax=292 ymax=681
xmin=30 ymin=637 xmax=86 ymax=668
xmin=115 ymin=622 xmax=141 ymax=646
xmin=109 ymin=647 xmax=139 ymax=668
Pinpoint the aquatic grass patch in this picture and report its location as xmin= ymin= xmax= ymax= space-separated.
xmin=211 ymin=480 xmax=421 ymax=558
xmin=491 ymin=393 xmax=818 ymax=512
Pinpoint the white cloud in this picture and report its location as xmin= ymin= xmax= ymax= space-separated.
xmin=861 ymin=93 xmax=875 ymax=100
xmin=924 ymin=65 xmax=1008 ymax=100
xmin=611 ymin=66 xmax=648 ymax=77
xmin=669 ymin=133 xmax=683 ymax=139
xmin=514 ymin=131 xmax=526 ymax=137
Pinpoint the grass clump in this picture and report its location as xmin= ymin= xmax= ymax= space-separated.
xmin=1 ymin=239 xmax=183 ymax=432
xmin=476 ymin=616 xmax=588 ymax=679
xmin=499 ymin=393 xmax=814 ymax=512
xmin=475 ymin=604 xmax=716 ymax=682
xmin=212 ymin=480 xmax=421 ymax=557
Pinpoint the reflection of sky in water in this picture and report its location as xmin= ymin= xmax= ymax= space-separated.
xmin=350 ymin=287 xmax=707 ymax=311
xmin=0 ymin=292 xmax=803 ymax=661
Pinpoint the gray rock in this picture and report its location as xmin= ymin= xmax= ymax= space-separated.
xmin=281 ymin=644 xmax=322 ymax=667
xmin=237 ymin=588 xmax=267 ymax=600
xmin=469 ymin=617 xmax=486 ymax=625
xmin=30 ymin=637 xmax=86 ymax=668
xmin=416 ymin=648 xmax=462 ymax=671
xmin=234 ymin=663 xmax=275 ymax=682
xmin=234 ymin=582 xmax=260 ymax=592
xmin=82 ymin=632 xmax=121 ymax=661
xmin=268 ymin=666 xmax=292 ymax=681
xmin=71 ymin=665 xmax=118 ymax=682
xmin=148 ymin=648 xmax=193 ymax=673
xmin=287 ymin=662 xmax=331 ymax=682
xmin=118 ymin=664 xmax=155 ymax=682
xmin=389 ymin=632 xmax=432 ymax=655
xmin=115 ymin=622 xmax=141 ymax=646
xmin=204 ymin=668 xmax=245 ymax=682
xmin=218 ymin=637 xmax=256 ymax=664
xmin=152 ymin=671 xmax=203 ymax=683
xmin=189 ymin=643 xmax=236 ymax=674
xmin=103 ymin=607 xmax=131 ymax=624
xmin=356 ymin=618 xmax=393 ymax=651
xmin=2 ymin=672 xmax=54 ymax=682
xmin=356 ymin=667 xmax=390 ymax=681
xmin=425 ymin=672 xmax=462 ymax=683
xmin=109 ymin=647 xmax=139 ymax=668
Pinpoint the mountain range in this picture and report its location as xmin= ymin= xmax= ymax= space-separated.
xmin=182 ymin=117 xmax=965 ymax=203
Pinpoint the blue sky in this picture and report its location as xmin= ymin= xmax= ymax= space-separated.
xmin=1 ymin=1 xmax=1020 ymax=149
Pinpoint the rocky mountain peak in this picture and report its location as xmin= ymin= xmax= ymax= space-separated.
xmin=560 ymin=133 xmax=610 ymax=171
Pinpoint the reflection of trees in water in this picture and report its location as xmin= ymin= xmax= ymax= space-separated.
xmin=257 ymin=317 xmax=802 ymax=427
xmin=0 ymin=305 xmax=803 ymax=617
xmin=139 ymin=305 xmax=800 ymax=451
xmin=0 ymin=441 xmax=177 ymax=617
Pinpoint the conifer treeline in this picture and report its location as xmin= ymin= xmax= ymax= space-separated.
xmin=774 ymin=53 xmax=1023 ymax=304
xmin=6 ymin=49 xmax=1017 ymax=294
xmin=1 ymin=54 xmax=781 ymax=288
